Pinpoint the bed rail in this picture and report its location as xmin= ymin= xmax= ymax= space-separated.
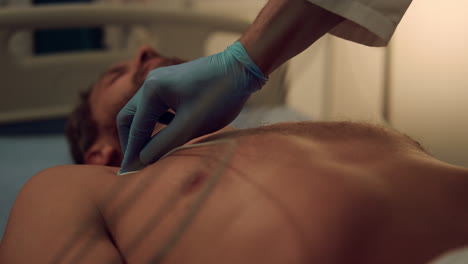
xmin=0 ymin=4 xmax=251 ymax=31
xmin=0 ymin=4 xmax=287 ymax=123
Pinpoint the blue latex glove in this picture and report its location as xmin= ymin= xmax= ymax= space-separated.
xmin=117 ymin=41 xmax=268 ymax=174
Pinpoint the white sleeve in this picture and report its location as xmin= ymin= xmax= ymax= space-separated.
xmin=306 ymin=0 xmax=413 ymax=46
xmin=429 ymin=247 xmax=468 ymax=264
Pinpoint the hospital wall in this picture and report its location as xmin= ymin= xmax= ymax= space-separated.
xmin=389 ymin=0 xmax=468 ymax=168
xmin=296 ymin=0 xmax=468 ymax=167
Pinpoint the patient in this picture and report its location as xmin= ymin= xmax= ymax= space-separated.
xmin=64 ymin=45 xmax=188 ymax=166
xmin=1 ymin=47 xmax=468 ymax=264
xmin=64 ymin=45 xmax=234 ymax=167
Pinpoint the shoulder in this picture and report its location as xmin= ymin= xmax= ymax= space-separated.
xmin=0 ymin=165 xmax=124 ymax=263
xmin=15 ymin=164 xmax=121 ymax=216
xmin=9 ymin=164 xmax=121 ymax=236
xmin=29 ymin=164 xmax=118 ymax=181
xmin=14 ymin=164 xmax=118 ymax=219
xmin=24 ymin=164 xmax=119 ymax=193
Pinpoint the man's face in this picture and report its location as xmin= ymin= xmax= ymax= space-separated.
xmin=89 ymin=45 xmax=185 ymax=133
xmin=82 ymin=45 xmax=233 ymax=166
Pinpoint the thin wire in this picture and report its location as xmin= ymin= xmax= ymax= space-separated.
xmin=118 ymin=139 xmax=237 ymax=176
xmin=50 ymin=139 xmax=235 ymax=264
xmin=148 ymin=139 xmax=237 ymax=263
xmin=120 ymin=139 xmax=237 ymax=260
xmin=49 ymin=53 xmax=286 ymax=263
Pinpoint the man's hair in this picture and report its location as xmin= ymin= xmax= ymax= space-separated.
xmin=66 ymin=56 xmax=186 ymax=164
xmin=65 ymin=88 xmax=98 ymax=164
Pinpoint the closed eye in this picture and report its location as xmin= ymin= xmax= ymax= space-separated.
xmin=106 ymin=65 xmax=129 ymax=85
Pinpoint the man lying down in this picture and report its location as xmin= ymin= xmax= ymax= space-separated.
xmin=1 ymin=46 xmax=468 ymax=264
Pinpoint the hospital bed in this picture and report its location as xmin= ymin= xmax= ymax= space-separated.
xmin=0 ymin=4 xmax=310 ymax=240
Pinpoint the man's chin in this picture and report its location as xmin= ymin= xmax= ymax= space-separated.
xmin=134 ymin=56 xmax=187 ymax=90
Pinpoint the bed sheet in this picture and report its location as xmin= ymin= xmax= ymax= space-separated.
xmin=0 ymin=135 xmax=73 ymax=240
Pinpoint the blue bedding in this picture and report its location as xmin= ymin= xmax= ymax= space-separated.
xmin=0 ymin=118 xmax=73 ymax=239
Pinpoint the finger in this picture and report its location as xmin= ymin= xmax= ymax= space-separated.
xmin=119 ymin=96 xmax=168 ymax=174
xmin=117 ymin=104 xmax=135 ymax=156
xmin=117 ymin=90 xmax=147 ymax=155
xmin=140 ymin=80 xmax=236 ymax=164
xmin=140 ymin=108 xmax=201 ymax=165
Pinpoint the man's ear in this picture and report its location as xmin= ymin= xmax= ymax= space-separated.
xmin=84 ymin=143 xmax=120 ymax=166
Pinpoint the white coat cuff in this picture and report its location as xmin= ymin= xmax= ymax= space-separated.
xmin=307 ymin=0 xmax=412 ymax=47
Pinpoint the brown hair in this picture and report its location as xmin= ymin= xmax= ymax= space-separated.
xmin=65 ymin=88 xmax=98 ymax=164
xmin=65 ymin=56 xmax=187 ymax=164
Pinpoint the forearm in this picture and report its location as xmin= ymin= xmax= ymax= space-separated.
xmin=239 ymin=0 xmax=344 ymax=76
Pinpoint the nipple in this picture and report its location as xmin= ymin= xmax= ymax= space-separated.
xmin=180 ymin=171 xmax=206 ymax=195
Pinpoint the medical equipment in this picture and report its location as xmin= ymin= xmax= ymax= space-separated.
xmin=0 ymin=3 xmax=307 ymax=240
xmin=0 ymin=4 xmax=288 ymax=123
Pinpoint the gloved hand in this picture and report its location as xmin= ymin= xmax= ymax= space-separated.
xmin=117 ymin=41 xmax=268 ymax=174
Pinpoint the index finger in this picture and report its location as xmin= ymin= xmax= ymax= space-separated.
xmin=118 ymin=95 xmax=168 ymax=174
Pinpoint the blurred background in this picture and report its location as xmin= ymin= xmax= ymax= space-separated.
xmin=0 ymin=0 xmax=467 ymax=169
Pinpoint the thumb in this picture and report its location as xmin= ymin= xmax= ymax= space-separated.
xmin=119 ymin=97 xmax=168 ymax=174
